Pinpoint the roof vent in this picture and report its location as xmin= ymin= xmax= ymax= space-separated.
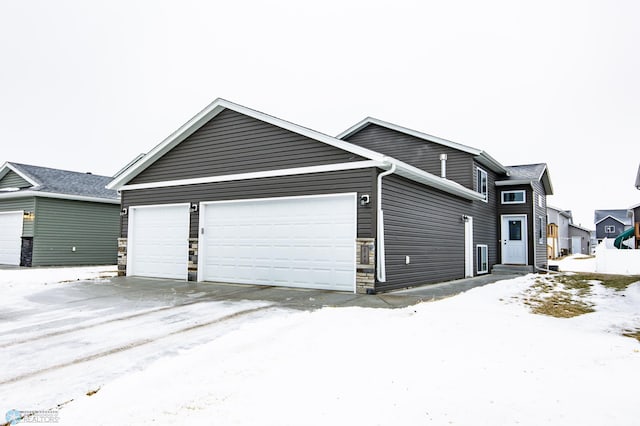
xmin=440 ymin=154 xmax=448 ymax=178
xmin=86 ymin=172 xmax=92 ymax=175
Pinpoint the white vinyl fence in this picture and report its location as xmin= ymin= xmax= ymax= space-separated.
xmin=595 ymin=242 xmax=640 ymax=275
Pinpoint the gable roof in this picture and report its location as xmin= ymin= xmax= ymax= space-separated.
xmin=0 ymin=162 xmax=119 ymax=204
xmin=547 ymin=205 xmax=572 ymax=219
xmin=495 ymin=163 xmax=554 ymax=195
xmin=108 ymin=98 xmax=486 ymax=202
xmin=594 ymin=209 xmax=632 ymax=226
xmin=568 ymin=223 xmax=592 ymax=233
xmin=336 ymin=117 xmax=508 ymax=174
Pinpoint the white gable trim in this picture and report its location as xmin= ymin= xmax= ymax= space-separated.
xmin=0 ymin=162 xmax=40 ymax=188
xmin=337 ymin=117 xmax=508 ymax=174
xmin=594 ymin=214 xmax=626 ymax=226
xmin=120 ymin=161 xmax=383 ymax=191
xmin=107 ymin=99 xmax=387 ymax=190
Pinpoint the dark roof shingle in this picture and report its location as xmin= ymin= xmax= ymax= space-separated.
xmin=7 ymin=163 xmax=118 ymax=201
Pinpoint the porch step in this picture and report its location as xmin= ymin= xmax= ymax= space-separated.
xmin=491 ymin=264 xmax=534 ymax=275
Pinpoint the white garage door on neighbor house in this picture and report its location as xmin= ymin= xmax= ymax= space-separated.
xmin=0 ymin=211 xmax=23 ymax=265
xmin=198 ymin=193 xmax=357 ymax=292
xmin=127 ymin=204 xmax=190 ymax=280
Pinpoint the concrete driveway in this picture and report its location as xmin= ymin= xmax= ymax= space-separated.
xmin=0 ymin=273 xmax=512 ymax=412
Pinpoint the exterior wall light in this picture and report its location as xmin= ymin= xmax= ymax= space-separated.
xmin=360 ymin=194 xmax=370 ymax=206
xmin=190 ymin=203 xmax=199 ymax=213
xmin=23 ymin=211 xmax=35 ymax=220
xmin=120 ymin=207 xmax=128 ymax=216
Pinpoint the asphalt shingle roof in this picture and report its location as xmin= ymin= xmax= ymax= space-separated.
xmin=594 ymin=209 xmax=632 ymax=226
xmin=7 ymin=163 xmax=118 ymax=201
xmin=504 ymin=163 xmax=547 ymax=181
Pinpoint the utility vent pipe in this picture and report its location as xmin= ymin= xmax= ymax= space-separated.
xmin=440 ymin=153 xmax=447 ymax=178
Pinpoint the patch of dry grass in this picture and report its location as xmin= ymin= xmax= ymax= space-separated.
xmin=521 ymin=272 xmax=639 ymax=319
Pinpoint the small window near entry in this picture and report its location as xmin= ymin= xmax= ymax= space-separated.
xmin=476 ymin=168 xmax=488 ymax=200
xmin=501 ymin=190 xmax=525 ymax=204
xmin=604 ymin=225 xmax=616 ymax=233
xmin=538 ymin=194 xmax=543 ymax=208
xmin=538 ymin=216 xmax=544 ymax=243
xmin=477 ymin=245 xmax=488 ymax=274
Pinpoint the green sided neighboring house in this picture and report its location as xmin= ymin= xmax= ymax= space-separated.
xmin=0 ymin=162 xmax=120 ymax=267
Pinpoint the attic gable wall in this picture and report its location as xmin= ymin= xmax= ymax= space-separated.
xmin=343 ymin=124 xmax=475 ymax=189
xmin=0 ymin=170 xmax=32 ymax=189
xmin=130 ymin=109 xmax=366 ymax=185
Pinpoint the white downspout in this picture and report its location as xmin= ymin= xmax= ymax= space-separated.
xmin=377 ymin=162 xmax=396 ymax=283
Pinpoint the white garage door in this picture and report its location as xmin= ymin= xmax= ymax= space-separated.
xmin=199 ymin=193 xmax=357 ymax=292
xmin=0 ymin=211 xmax=23 ymax=265
xmin=127 ymin=204 xmax=190 ymax=280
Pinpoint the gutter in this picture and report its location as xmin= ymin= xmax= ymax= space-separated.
xmin=376 ymin=162 xmax=396 ymax=283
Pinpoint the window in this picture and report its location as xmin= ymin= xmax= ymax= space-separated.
xmin=604 ymin=225 xmax=616 ymax=234
xmin=476 ymin=168 xmax=488 ymax=200
xmin=538 ymin=194 xmax=543 ymax=208
xmin=538 ymin=216 xmax=544 ymax=243
xmin=477 ymin=245 xmax=488 ymax=274
xmin=501 ymin=190 xmax=525 ymax=204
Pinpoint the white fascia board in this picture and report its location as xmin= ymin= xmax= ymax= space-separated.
xmin=338 ymin=117 xmax=508 ymax=174
xmin=474 ymin=152 xmax=509 ymax=174
xmin=495 ymin=179 xmax=534 ymax=188
xmin=388 ymin=158 xmax=486 ymax=201
xmin=594 ymin=215 xmax=626 ymax=226
xmin=0 ymin=162 xmax=40 ymax=188
xmin=108 ymin=98 xmax=386 ymax=190
xmin=120 ymin=161 xmax=383 ymax=191
xmin=0 ymin=190 xmax=120 ymax=204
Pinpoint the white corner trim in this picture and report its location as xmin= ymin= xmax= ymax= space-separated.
xmin=0 ymin=190 xmax=120 ymax=204
xmin=119 ymin=161 xmax=384 ymax=191
xmin=107 ymin=98 xmax=387 ymax=190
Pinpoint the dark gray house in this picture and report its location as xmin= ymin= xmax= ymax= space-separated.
xmin=0 ymin=162 xmax=120 ymax=266
xmin=108 ymin=99 xmax=553 ymax=293
xmin=594 ymin=209 xmax=633 ymax=244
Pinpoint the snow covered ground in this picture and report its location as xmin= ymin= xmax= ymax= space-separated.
xmin=2 ymin=266 xmax=640 ymax=425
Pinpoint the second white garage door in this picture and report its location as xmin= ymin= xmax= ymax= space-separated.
xmin=199 ymin=193 xmax=357 ymax=292
xmin=0 ymin=211 xmax=23 ymax=265
xmin=127 ymin=204 xmax=190 ymax=280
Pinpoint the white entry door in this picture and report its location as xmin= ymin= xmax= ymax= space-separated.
xmin=127 ymin=204 xmax=190 ymax=280
xmin=199 ymin=193 xmax=357 ymax=292
xmin=0 ymin=211 xmax=23 ymax=265
xmin=501 ymin=215 xmax=527 ymax=265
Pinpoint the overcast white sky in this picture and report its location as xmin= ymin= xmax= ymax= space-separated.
xmin=1 ymin=0 xmax=638 ymax=227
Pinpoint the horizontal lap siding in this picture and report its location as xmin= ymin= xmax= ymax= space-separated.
xmin=130 ymin=109 xmax=365 ymax=184
xmin=122 ymin=168 xmax=377 ymax=239
xmin=0 ymin=171 xmax=31 ymax=189
xmin=532 ymin=180 xmax=548 ymax=269
xmin=345 ymin=124 xmax=475 ymax=188
xmin=470 ymin=163 xmax=499 ymax=272
xmin=0 ymin=198 xmax=35 ymax=237
xmin=379 ymin=174 xmax=471 ymax=291
xmin=32 ymin=198 xmax=120 ymax=266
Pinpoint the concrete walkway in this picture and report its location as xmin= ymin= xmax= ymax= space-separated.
xmin=108 ymin=273 xmax=521 ymax=310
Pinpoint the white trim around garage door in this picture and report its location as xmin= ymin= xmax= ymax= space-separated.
xmin=127 ymin=203 xmax=190 ymax=280
xmin=0 ymin=210 xmax=24 ymax=266
xmin=197 ymin=193 xmax=358 ymax=292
